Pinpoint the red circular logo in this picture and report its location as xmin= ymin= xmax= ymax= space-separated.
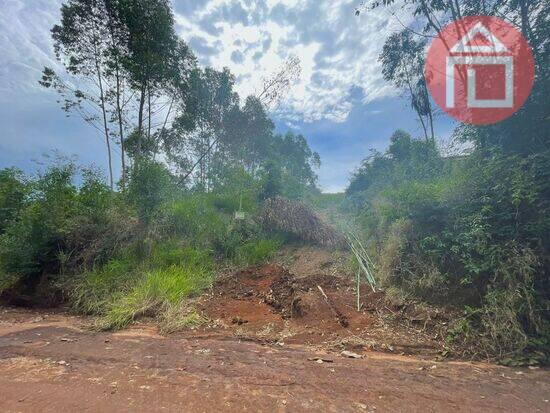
xmin=425 ymin=16 xmax=535 ymax=125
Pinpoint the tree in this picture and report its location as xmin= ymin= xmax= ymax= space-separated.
xmin=259 ymin=161 xmax=282 ymax=200
xmin=273 ymin=132 xmax=320 ymax=188
xmin=117 ymin=0 xmax=179 ymax=162
xmin=41 ymin=0 xmax=118 ymax=189
xmin=379 ymin=30 xmax=435 ymax=141
xmin=103 ymin=0 xmax=131 ymax=188
xmin=256 ymin=55 xmax=301 ymax=109
xmin=167 ymin=67 xmax=239 ymax=188
xmin=232 ymin=96 xmax=275 ymax=171
xmin=42 ymin=0 xmax=196 ymax=185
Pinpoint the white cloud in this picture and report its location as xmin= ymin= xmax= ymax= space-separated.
xmin=0 ymin=0 xmax=63 ymax=102
xmin=1 ymin=0 xmax=408 ymax=124
xmin=174 ymin=0 xmax=409 ymax=124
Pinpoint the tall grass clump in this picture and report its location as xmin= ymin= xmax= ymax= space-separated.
xmin=67 ymin=240 xmax=215 ymax=327
xmin=102 ymin=264 xmax=213 ymax=330
xmin=66 ymin=255 xmax=138 ymax=315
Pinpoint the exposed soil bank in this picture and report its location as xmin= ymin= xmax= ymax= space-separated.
xmin=199 ymin=262 xmax=452 ymax=356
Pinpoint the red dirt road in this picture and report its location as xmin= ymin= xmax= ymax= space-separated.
xmin=1 ymin=308 xmax=549 ymax=412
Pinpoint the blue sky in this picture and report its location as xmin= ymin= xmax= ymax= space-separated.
xmin=0 ymin=0 xmax=455 ymax=192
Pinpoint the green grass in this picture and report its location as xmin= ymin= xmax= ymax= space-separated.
xmin=233 ymin=238 xmax=281 ymax=266
xmin=87 ymin=238 xmax=278 ymax=330
xmin=64 ymin=215 xmax=281 ymax=331
xmin=149 ymin=241 xmax=213 ymax=270
xmin=67 ymin=255 xmax=137 ymax=315
xmin=66 ymin=241 xmax=215 ymax=331
xmin=101 ymin=264 xmax=213 ymax=330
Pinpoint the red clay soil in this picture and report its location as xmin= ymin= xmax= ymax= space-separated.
xmin=198 ymin=264 xmax=451 ymax=355
xmin=1 ymin=307 xmax=549 ymax=412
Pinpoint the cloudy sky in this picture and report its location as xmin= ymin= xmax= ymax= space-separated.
xmin=0 ymin=0 xmax=455 ymax=192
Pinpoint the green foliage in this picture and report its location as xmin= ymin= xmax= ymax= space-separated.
xmin=149 ymin=240 xmax=213 ymax=270
xmin=0 ymin=168 xmax=27 ymax=234
xmin=0 ymin=162 xmax=134 ymax=299
xmin=67 ymin=239 xmax=214 ymax=327
xmin=259 ymin=160 xmax=282 ymax=200
xmin=233 ymin=238 xmax=281 ymax=267
xmin=345 ymin=131 xmax=550 ymax=361
xmin=67 ymin=254 xmax=137 ymax=315
xmin=127 ymin=160 xmax=175 ymax=223
xmin=155 ymin=191 xmax=271 ymax=258
xmin=101 ymin=263 xmax=212 ymax=330
xmin=0 ymin=163 xmax=79 ymax=280
xmin=158 ymin=195 xmax=229 ymax=248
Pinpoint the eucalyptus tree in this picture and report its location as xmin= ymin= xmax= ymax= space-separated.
xmin=379 ymin=30 xmax=434 ymax=141
xmin=256 ymin=55 xmax=302 ymax=110
xmin=167 ymin=67 xmax=239 ymax=188
xmin=116 ymin=0 xmax=180 ymax=162
xmin=42 ymin=0 xmax=196 ymax=184
xmin=273 ymin=132 xmax=321 ymax=188
xmin=103 ymin=0 xmax=131 ymax=187
xmin=40 ymin=0 xmax=118 ymax=189
xmin=237 ymin=96 xmax=276 ymax=171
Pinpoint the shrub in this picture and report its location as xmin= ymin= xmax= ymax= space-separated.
xmin=0 ymin=163 xmax=80 ymax=291
xmin=157 ymin=195 xmax=229 ymax=247
xmin=344 ymin=130 xmax=550 ymax=362
xmin=0 ymin=168 xmax=28 ymax=234
xmin=0 ymin=163 xmax=135 ymax=301
xmin=127 ymin=160 xmax=176 ymax=224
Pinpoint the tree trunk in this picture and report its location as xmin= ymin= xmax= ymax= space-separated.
xmin=423 ymin=81 xmax=435 ymax=142
xmin=92 ymin=16 xmax=113 ymax=190
xmin=115 ymin=66 xmax=126 ymax=189
xmin=404 ymin=65 xmax=429 ymax=141
xmin=97 ymin=67 xmax=114 ymax=190
xmin=137 ymin=82 xmax=147 ymax=163
xmin=147 ymin=84 xmax=152 ymax=139
xmin=106 ymin=10 xmax=125 ymax=189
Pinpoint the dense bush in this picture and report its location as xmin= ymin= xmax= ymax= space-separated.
xmin=345 ymin=130 xmax=550 ymax=363
xmin=0 ymin=159 xmax=287 ymax=328
xmin=0 ymin=163 xmax=133 ymax=301
xmin=0 ymin=168 xmax=27 ymax=234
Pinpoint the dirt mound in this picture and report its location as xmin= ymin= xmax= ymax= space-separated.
xmin=274 ymin=245 xmax=351 ymax=279
xmin=200 ymin=263 xmax=453 ymax=357
xmin=211 ymin=264 xmax=346 ymax=324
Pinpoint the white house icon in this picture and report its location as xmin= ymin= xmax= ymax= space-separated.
xmin=446 ymin=22 xmax=514 ymax=108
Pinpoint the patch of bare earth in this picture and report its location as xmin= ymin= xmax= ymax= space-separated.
xmin=1 ymin=307 xmax=549 ymax=412
xmin=198 ymin=257 xmax=450 ymax=357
